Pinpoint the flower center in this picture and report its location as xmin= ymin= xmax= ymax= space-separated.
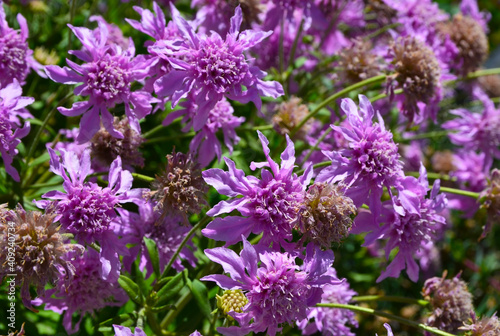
xmin=192 ymin=38 xmax=249 ymax=94
xmin=217 ymin=289 xmax=248 ymax=320
xmin=58 ymin=184 xmax=118 ymax=243
xmin=86 ymin=54 xmax=130 ymax=103
xmin=0 ymin=113 xmax=13 ymax=152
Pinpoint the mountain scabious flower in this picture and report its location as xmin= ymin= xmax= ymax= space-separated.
xmin=0 ymin=4 xmax=44 ymax=86
xmin=363 ymin=165 xmax=447 ymax=282
xmin=422 ymin=272 xmax=474 ymax=334
xmin=90 ymin=116 xmax=145 ymax=170
xmin=163 ymin=94 xmax=245 ymax=167
xmin=151 ymin=5 xmax=283 ymax=131
xmin=147 ymin=150 xmax=208 ymax=225
xmin=316 ymin=96 xmax=405 ymax=219
xmin=0 ymin=205 xmax=83 ymax=309
xmin=34 ymin=249 xmax=128 ymax=334
xmin=460 ymin=312 xmax=500 ymax=336
xmin=297 ymin=268 xmax=358 ymax=336
xmin=0 ymin=79 xmax=33 ymax=181
xmin=377 ymin=324 xmax=394 ymax=336
xmin=443 ymin=88 xmax=500 ymax=169
xmin=202 ymin=131 xmax=312 ymax=247
xmin=45 ymin=20 xmax=157 ymax=143
xmin=202 ymin=238 xmax=339 ymax=336
xmin=297 ymin=182 xmax=357 ymax=249
xmin=36 ymin=148 xmax=143 ymax=280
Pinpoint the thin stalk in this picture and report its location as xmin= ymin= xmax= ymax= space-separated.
xmin=279 ymin=14 xmax=286 ymax=97
xmin=285 ymin=18 xmax=305 ymax=93
xmin=317 ymin=303 xmax=457 ymax=336
xmin=156 ymin=216 xmax=211 ymax=288
xmin=68 ymin=0 xmax=77 ymax=51
xmin=146 ymin=132 xmax=195 ymax=145
xmin=405 ymin=171 xmax=456 ymax=182
xmin=369 ymin=88 xmax=403 ymax=103
xmin=400 ymin=130 xmax=450 ymax=142
xmin=292 ymin=74 xmax=388 ymax=136
xmin=239 ymin=124 xmax=274 ymax=132
xmin=131 ymin=173 xmax=155 ymax=183
xmin=160 ymin=290 xmax=192 ymax=329
xmin=364 ymin=23 xmax=401 ymax=40
xmin=439 ymin=186 xmax=480 ymax=199
xmin=352 ymin=295 xmax=429 ymax=306
xmin=143 ymin=124 xmax=165 ymax=139
xmin=145 ymin=309 xmax=164 ymax=336
xmin=301 ymin=127 xmax=333 ymax=163
xmin=296 ymin=160 xmax=332 ymax=175
xmin=465 ymin=67 xmax=500 ymax=80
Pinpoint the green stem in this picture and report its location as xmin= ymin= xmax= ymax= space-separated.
xmin=143 ymin=124 xmax=165 ymax=139
xmin=239 ymin=124 xmax=274 ymax=132
xmin=146 ymin=132 xmax=195 ymax=145
xmin=317 ymin=303 xmax=457 ymax=336
xmin=145 ymin=309 xmax=164 ymax=336
xmin=364 ymin=22 xmax=401 ymax=40
xmin=156 ymin=216 xmax=211 ymax=288
xmin=296 ymin=160 xmax=332 ymax=175
xmin=160 ymin=290 xmax=192 ymax=329
xmin=131 ymin=173 xmax=155 ymax=183
xmin=400 ymin=130 xmax=450 ymax=142
xmin=369 ymin=88 xmax=403 ymax=103
xmin=352 ymin=295 xmax=429 ymax=306
xmin=301 ymin=127 xmax=333 ymax=163
xmin=439 ymin=186 xmax=479 ymax=199
xmin=405 ymin=171 xmax=456 ymax=182
xmin=292 ymin=74 xmax=388 ymax=136
xmin=285 ymin=18 xmax=305 ymax=93
xmin=465 ymin=67 xmax=500 ymax=80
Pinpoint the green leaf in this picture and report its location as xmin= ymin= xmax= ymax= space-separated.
xmin=143 ymin=237 xmax=160 ymax=278
xmin=118 ymin=275 xmax=143 ymax=305
xmin=155 ymin=269 xmax=188 ymax=306
xmin=188 ymin=279 xmax=211 ymax=318
xmin=99 ymin=312 xmax=138 ymax=326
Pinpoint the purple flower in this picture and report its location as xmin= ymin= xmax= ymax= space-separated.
xmin=45 ymin=20 xmax=157 ymax=143
xmin=376 ymin=324 xmax=394 ymax=336
xmin=152 ymin=5 xmax=283 ymax=131
xmin=202 ymin=131 xmax=312 ymax=247
xmin=164 ymin=93 xmax=245 ymax=166
xmin=0 ymin=5 xmax=44 ymax=86
xmin=113 ymin=325 xmax=146 ymax=336
xmin=460 ymin=0 xmax=491 ymax=32
xmin=118 ymin=201 xmax=197 ymax=278
xmin=316 ymin=96 xmax=405 ymax=219
xmin=36 ymin=148 xmax=144 ymax=280
xmin=362 ymin=165 xmax=447 ymax=282
xmin=201 ymin=238 xmax=338 ymax=336
xmin=33 ymin=249 xmax=127 ymax=334
xmin=90 ymin=15 xmax=130 ymax=50
xmin=0 ymin=79 xmax=33 ymax=181
xmin=443 ymin=88 xmax=500 ymax=169
xmin=297 ymin=268 xmax=358 ymax=336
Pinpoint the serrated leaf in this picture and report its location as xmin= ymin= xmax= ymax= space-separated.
xmin=143 ymin=237 xmax=160 ymax=278
xmin=118 ymin=275 xmax=143 ymax=305
xmin=155 ymin=269 xmax=188 ymax=306
xmin=188 ymin=279 xmax=211 ymax=317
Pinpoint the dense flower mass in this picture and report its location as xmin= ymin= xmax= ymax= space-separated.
xmin=202 ymin=238 xmax=339 ymax=336
xmin=152 ymin=4 xmax=283 ymax=131
xmin=202 ymin=131 xmax=312 ymax=247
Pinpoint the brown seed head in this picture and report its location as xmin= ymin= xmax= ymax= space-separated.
xmin=339 ymin=38 xmax=381 ymax=84
xmin=272 ymin=96 xmax=312 ymax=140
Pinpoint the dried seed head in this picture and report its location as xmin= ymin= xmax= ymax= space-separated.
xmin=432 ymin=150 xmax=455 ymax=174
xmin=297 ymin=182 xmax=357 ymax=248
xmin=216 ymin=289 xmax=249 ymax=320
xmin=0 ymin=205 xmax=84 ymax=308
xmin=422 ymin=272 xmax=474 ymax=333
xmin=391 ymin=36 xmax=441 ymax=116
xmin=439 ymin=14 xmax=488 ymax=76
xmin=339 ymin=39 xmax=380 ymax=84
xmin=478 ymin=74 xmax=500 ymax=98
xmin=272 ymin=96 xmax=312 ymax=140
xmin=90 ymin=116 xmax=145 ymax=169
xmin=149 ymin=150 xmax=208 ymax=224
xmin=479 ymin=168 xmax=500 ymax=239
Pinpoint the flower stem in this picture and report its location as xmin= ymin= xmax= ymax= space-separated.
xmin=156 ymin=216 xmax=211 ymax=289
xmin=131 ymin=173 xmax=155 ymax=183
xmin=364 ymin=23 xmax=401 ymax=40
xmin=146 ymin=132 xmax=196 ymax=145
xmin=465 ymin=67 xmax=500 ymax=80
xmin=399 ymin=130 xmax=450 ymax=142
xmin=239 ymin=124 xmax=274 ymax=132
xmin=317 ymin=303 xmax=457 ymax=336
xmin=405 ymin=171 xmax=456 ymax=182
xmin=352 ymin=295 xmax=429 ymax=306
xmin=301 ymin=126 xmax=333 ymax=163
xmin=291 ymin=74 xmax=388 ymax=136
xmin=296 ymin=160 xmax=332 ymax=175
xmin=369 ymin=88 xmax=403 ymax=103
xmin=439 ymin=186 xmax=480 ymax=199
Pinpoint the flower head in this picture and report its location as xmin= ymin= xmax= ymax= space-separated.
xmin=152 ymin=5 xmax=283 ymax=131
xmin=202 ymin=131 xmax=312 ymax=247
xmin=113 ymin=325 xmax=147 ymax=336
xmin=339 ymin=38 xmax=380 ymax=85
xmin=317 ymin=95 xmax=404 ymax=219
xmin=0 ymin=80 xmax=33 ymax=181
xmin=37 ymin=148 xmax=143 ymax=280
xmin=34 ymin=249 xmax=128 ymax=334
xmin=0 ymin=5 xmax=44 ymax=86
xmin=272 ymin=96 xmax=313 ymax=141
xmin=202 ymin=238 xmax=339 ymax=336
xmin=0 ymin=205 xmax=83 ymax=309
xmin=45 ymin=20 xmax=157 ymax=143
xmin=460 ymin=312 xmax=500 ymax=336
xmin=422 ymin=272 xmax=474 ymax=333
